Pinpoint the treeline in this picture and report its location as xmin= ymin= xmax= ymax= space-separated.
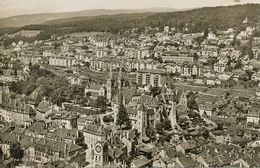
xmin=43 ymin=4 xmax=260 ymax=35
xmin=31 ymin=4 xmax=260 ymax=34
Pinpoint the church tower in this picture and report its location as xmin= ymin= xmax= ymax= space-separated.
xmin=106 ymin=64 xmax=113 ymax=102
xmin=117 ymin=64 xmax=123 ymax=89
xmin=169 ymin=101 xmax=177 ymax=128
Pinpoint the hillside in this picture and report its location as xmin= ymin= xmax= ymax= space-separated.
xmin=44 ymin=4 xmax=259 ymax=31
xmin=1 ymin=4 xmax=259 ymax=44
xmin=0 ymin=8 xmax=178 ymax=28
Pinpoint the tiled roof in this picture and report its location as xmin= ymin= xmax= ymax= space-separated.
xmin=37 ymin=101 xmax=51 ymax=113
xmin=132 ymin=157 xmax=150 ymax=167
xmin=126 ymin=108 xmax=138 ymax=115
xmin=83 ymin=123 xmax=106 ymax=136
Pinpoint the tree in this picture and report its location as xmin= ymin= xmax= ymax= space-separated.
xmin=163 ymin=119 xmax=172 ymax=130
xmin=95 ymin=96 xmax=107 ymax=112
xmin=50 ymin=87 xmax=67 ymax=106
xmin=150 ymin=87 xmax=161 ymax=97
xmin=116 ymin=104 xmax=130 ymax=128
xmin=103 ymin=115 xmax=114 ymax=122
xmin=156 ymin=122 xmax=164 ymax=135
xmin=23 ymin=83 xmax=37 ymax=95
xmin=10 ymin=143 xmax=23 ymax=166
xmin=146 ymin=125 xmax=156 ymax=140
xmin=187 ymin=92 xmax=198 ymax=111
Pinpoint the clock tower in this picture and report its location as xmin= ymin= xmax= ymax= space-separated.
xmin=93 ymin=141 xmax=109 ymax=166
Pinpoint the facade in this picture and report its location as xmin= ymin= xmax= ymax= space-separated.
xmin=82 ymin=124 xmax=106 ymax=149
xmin=136 ymin=69 xmax=165 ymax=87
xmin=49 ymin=57 xmax=76 ymax=68
xmin=162 ymin=55 xmax=194 ymax=63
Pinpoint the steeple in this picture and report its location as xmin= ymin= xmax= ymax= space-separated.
xmin=117 ymin=64 xmax=123 ymax=89
xmin=107 ymin=64 xmax=113 ymax=102
xmin=169 ymin=101 xmax=177 ymax=128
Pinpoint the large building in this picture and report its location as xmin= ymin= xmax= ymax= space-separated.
xmin=162 ymin=55 xmax=194 ymax=63
xmin=136 ymin=69 xmax=165 ymax=87
xmin=82 ymin=123 xmax=107 ymax=149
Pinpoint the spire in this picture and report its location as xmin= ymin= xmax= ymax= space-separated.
xmin=169 ymin=101 xmax=177 ymax=127
xmin=117 ymin=63 xmax=123 ymax=89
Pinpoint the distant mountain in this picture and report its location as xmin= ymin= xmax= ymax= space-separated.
xmin=0 ymin=8 xmax=178 ymax=28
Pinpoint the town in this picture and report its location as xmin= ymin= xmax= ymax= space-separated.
xmin=0 ymin=4 xmax=260 ymax=168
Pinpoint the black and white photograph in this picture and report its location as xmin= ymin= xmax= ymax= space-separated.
xmin=0 ymin=0 xmax=259 ymax=167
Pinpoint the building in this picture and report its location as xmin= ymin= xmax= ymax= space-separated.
xmin=136 ymin=69 xmax=165 ymax=87
xmin=82 ymin=123 xmax=107 ymax=149
xmin=49 ymin=57 xmax=76 ymax=68
xmin=162 ymin=55 xmax=194 ymax=63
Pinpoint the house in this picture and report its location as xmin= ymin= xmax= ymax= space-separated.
xmin=164 ymin=63 xmax=181 ymax=74
xmin=214 ymin=63 xmax=226 ymax=72
xmin=248 ymin=139 xmax=260 ymax=148
xmin=30 ymin=139 xmax=85 ymax=165
xmin=77 ymin=115 xmax=96 ymax=130
xmin=194 ymin=76 xmax=205 ymax=85
xmin=197 ymin=154 xmax=219 ymax=167
xmin=47 ymin=112 xmax=78 ymax=129
xmin=84 ymin=84 xmax=107 ymax=98
xmin=181 ymin=62 xmax=201 ymax=77
xmin=24 ymin=122 xmax=46 ymax=138
xmin=176 ymin=141 xmax=196 ymax=155
xmin=198 ymin=104 xmax=215 ymax=117
xmin=206 ymin=77 xmax=217 ymax=86
xmin=0 ymin=132 xmax=18 ymax=158
xmin=218 ymin=72 xmax=232 ymax=81
xmin=47 ymin=128 xmax=84 ymax=145
xmin=96 ymin=47 xmax=109 ymax=57
xmin=35 ymin=100 xmax=51 ymax=121
xmin=246 ymin=107 xmax=260 ymax=125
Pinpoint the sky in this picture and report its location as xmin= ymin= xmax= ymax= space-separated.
xmin=0 ymin=0 xmax=259 ymax=18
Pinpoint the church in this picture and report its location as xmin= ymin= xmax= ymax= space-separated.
xmin=84 ymin=64 xmax=125 ymax=102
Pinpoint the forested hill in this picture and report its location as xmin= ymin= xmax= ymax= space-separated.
xmin=1 ymin=4 xmax=259 ymax=39
xmin=44 ymin=4 xmax=259 ymax=31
